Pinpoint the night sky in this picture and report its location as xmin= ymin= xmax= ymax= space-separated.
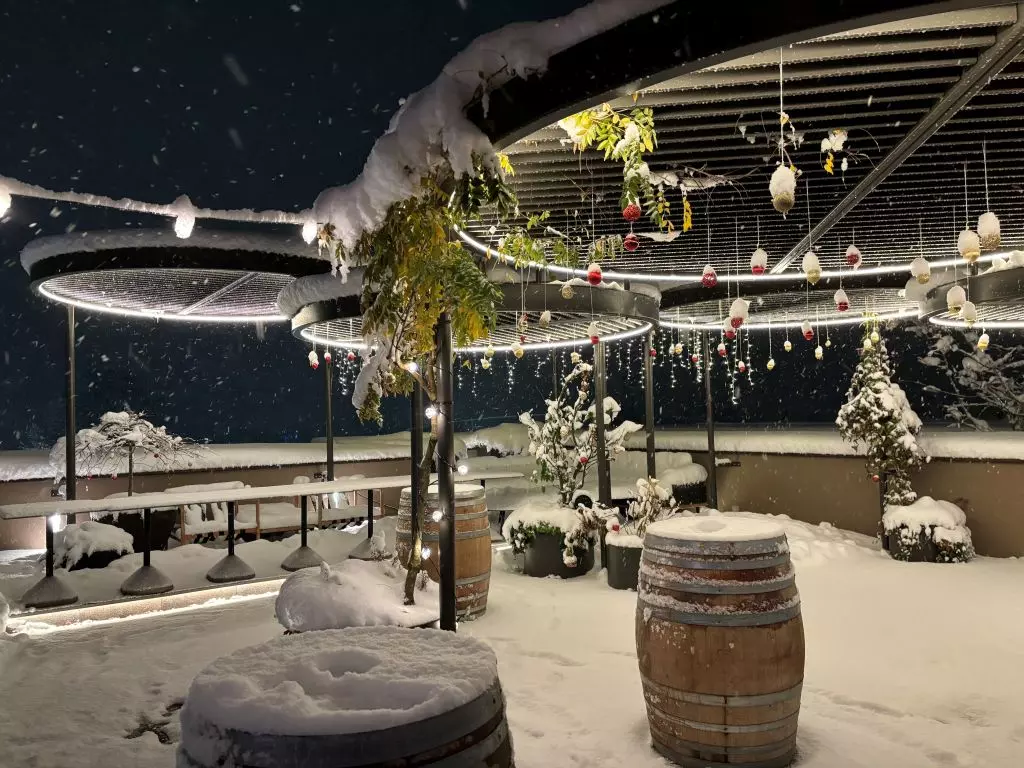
xmin=0 ymin=0 xmax=945 ymax=450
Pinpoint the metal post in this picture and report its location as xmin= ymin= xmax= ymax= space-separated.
xmin=325 ymin=354 xmax=335 ymax=481
xmin=643 ymin=330 xmax=657 ymax=479
xmin=227 ymin=501 xmax=236 ymax=556
xmin=367 ymin=489 xmax=375 ymax=538
xmin=44 ymin=525 xmax=55 ymax=578
xmin=120 ymin=508 xmax=174 ymax=595
xmin=65 ymin=305 xmax=76 ymax=502
xmin=281 ymin=493 xmax=325 ymax=571
xmin=127 ymin=451 xmax=134 ymax=496
xmin=702 ymin=332 xmax=719 ymax=510
xmin=142 ymin=509 xmax=152 ymax=567
xmin=206 ymin=500 xmax=255 ymax=583
xmin=594 ymin=340 xmax=612 ymax=507
xmin=436 ymin=313 xmax=457 ymax=631
xmin=300 ymin=496 xmax=308 ymax=549
xmin=411 ymin=385 xmax=423 ymax=541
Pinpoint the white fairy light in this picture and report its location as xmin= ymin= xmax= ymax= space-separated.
xmin=420 ymin=547 xmax=432 ymax=558
xmin=457 ymin=464 xmax=469 ymax=475
xmin=301 ymin=219 xmax=318 ymax=244
xmin=431 ymin=510 xmax=443 ymax=522
xmin=424 ymin=405 xmax=438 ymax=419
xmin=405 ymin=361 xmax=419 ymax=374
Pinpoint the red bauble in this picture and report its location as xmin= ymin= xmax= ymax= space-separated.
xmin=738 ymin=361 xmax=747 ymax=373
xmin=730 ymin=316 xmax=744 ymax=329
xmin=803 ymin=330 xmax=814 ymax=341
xmin=587 ymin=266 xmax=602 ymax=286
xmin=751 ymin=265 xmax=765 ymax=276
xmin=346 ymin=351 xmax=356 ymax=361
xmin=871 ymin=474 xmax=880 ymax=483
xmin=847 ymin=249 xmax=861 ymax=266
xmin=579 ymin=456 xmax=589 ymax=465
xmin=324 ymin=351 xmax=332 ymax=363
xmin=702 ymin=266 xmax=718 ymax=288
xmin=718 ymin=347 xmax=727 ymax=358
xmin=649 ymin=348 xmax=657 ymax=358
xmin=310 ymin=361 xmax=319 ymax=370
xmin=610 ymin=522 xmax=621 ymax=533
xmin=590 ymin=335 xmax=600 ymax=345
xmin=725 ymin=328 xmax=736 ymax=340
xmin=622 ymin=203 xmax=642 ymax=222
xmin=836 ymin=301 xmax=849 ymax=312
xmin=690 ymin=353 xmax=699 ymax=363
xmin=519 ymin=334 xmax=526 ymax=344
xmin=623 ymin=233 xmax=639 ymax=252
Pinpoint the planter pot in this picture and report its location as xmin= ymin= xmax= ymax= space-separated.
xmin=885 ymin=525 xmax=940 ymax=562
xmin=671 ymin=481 xmax=706 ymax=506
xmin=605 ymin=543 xmax=641 ymax=590
xmin=67 ymin=549 xmax=125 ymax=571
xmin=523 ymin=531 xmax=594 ymax=579
xmin=95 ymin=509 xmax=178 ymax=554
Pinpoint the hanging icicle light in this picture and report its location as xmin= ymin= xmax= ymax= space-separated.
xmin=846 ymin=244 xmax=862 ymax=268
xmin=717 ymin=341 xmax=727 ymax=357
xmin=834 ymin=289 xmax=850 ymax=312
xmin=539 ymin=310 xmax=552 ymax=327
xmin=814 ymin=345 xmax=824 ymax=360
xmin=946 ymin=284 xmax=967 ymax=313
xmin=977 ymin=211 xmax=1001 ymax=251
xmin=586 ymin=262 xmax=603 ymax=286
xmin=301 ymin=220 xmax=318 ymax=244
xmin=961 ymin=300 xmax=978 ymax=327
xmin=802 ymin=251 xmax=821 ymax=285
xmin=729 ymin=298 xmax=749 ymax=329
xmin=750 ymin=248 xmax=768 ymax=275
xmin=702 ymin=264 xmax=718 ymax=288
xmin=783 ymin=339 xmax=793 ymax=353
xmin=978 ymin=332 xmax=990 ymax=352
xmin=307 ymin=350 xmax=319 ymax=369
xmin=770 ymin=165 xmax=797 ymax=215
xmin=957 ymin=228 xmax=981 ymax=264
xmin=767 ymin=357 xmax=776 ymax=371
xmin=588 ymin=322 xmax=600 ymax=345
xmin=801 ymin=321 xmax=814 ymax=341
xmin=909 ymin=257 xmax=931 ymax=284
xmin=172 ymin=195 xmax=196 ymax=239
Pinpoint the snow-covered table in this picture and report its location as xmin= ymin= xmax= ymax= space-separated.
xmin=2 ymin=471 xmax=521 ymax=610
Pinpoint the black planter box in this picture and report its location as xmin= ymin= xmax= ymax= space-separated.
xmin=523 ymin=531 xmax=594 ymax=579
xmin=605 ymin=542 xmax=642 ymax=590
xmin=672 ymin=481 xmax=707 ymax=506
xmin=95 ymin=508 xmax=178 ymax=554
xmin=884 ymin=525 xmax=939 ymax=562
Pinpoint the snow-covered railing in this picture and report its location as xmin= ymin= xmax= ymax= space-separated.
xmin=2 ymin=471 xmax=521 ymax=611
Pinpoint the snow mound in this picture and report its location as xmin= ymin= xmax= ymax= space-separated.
xmin=0 ymin=592 xmax=8 ymax=634
xmin=500 ymin=497 xmax=579 ymax=541
xmin=179 ymin=626 xmax=497 ymax=738
xmin=275 ymin=559 xmax=438 ymax=633
xmin=54 ymin=521 xmax=134 ymax=569
xmin=647 ymin=514 xmax=785 ymax=542
xmin=463 ymin=423 xmax=531 ymax=456
xmin=605 ymin=530 xmax=644 ymax=549
xmin=883 ymin=496 xmax=972 ymax=545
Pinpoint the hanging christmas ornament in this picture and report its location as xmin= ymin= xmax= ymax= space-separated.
xmin=480 ymin=358 xmax=492 ymax=370
xmin=767 ymin=357 xmax=776 ymax=371
xmin=586 ymin=262 xmax=603 ymax=286
xmin=871 ymin=474 xmax=880 ymax=483
xmin=323 ymin=350 xmax=332 ymax=364
xmin=588 ymin=321 xmax=600 ymax=345
xmin=307 ymin=350 xmax=319 ymax=369
xmin=783 ymin=339 xmax=793 ymax=353
xmin=834 ymin=288 xmax=850 ymax=312
xmin=909 ymin=257 xmax=931 ymax=284
xmin=717 ymin=342 xmax=727 ymax=357
xmin=825 ymin=338 xmax=832 ymax=348
xmin=737 ymin=360 xmax=747 ymax=373
xmin=622 ymin=202 xmax=642 ymax=223
xmin=570 ymin=351 xmax=582 ymax=364
xmin=673 ymin=342 xmax=684 ymax=355
xmin=978 ymin=211 xmax=1001 ymax=251
xmin=346 ymin=351 xmax=356 ymax=362
xmin=957 ymin=228 xmax=981 ymax=264
xmin=770 ymin=165 xmax=797 ymax=215
xmin=729 ymin=298 xmax=749 ymax=329
xmin=870 ymin=329 xmax=880 ymax=343
xmin=946 ymin=284 xmax=967 ymax=313
xmin=750 ymin=248 xmax=768 ymax=275
xmin=690 ymin=353 xmax=699 ymax=364
xmin=511 ymin=341 xmax=525 ymax=359
xmin=624 ymin=233 xmax=639 ymax=252
xmin=648 ymin=348 xmax=657 ymax=358
xmin=579 ymin=455 xmax=589 ymax=465
xmin=518 ymin=334 xmax=527 ymax=344
xmin=977 ymin=332 xmax=990 ymax=352
xmin=802 ymin=250 xmax=822 ymax=285
xmin=961 ymin=300 xmax=978 ymax=327
xmin=846 ymin=244 xmax=862 ymax=268
xmin=560 ymin=283 xmax=575 ymax=299
xmin=863 ymin=336 xmax=874 ymax=351
xmin=484 ymin=344 xmax=495 ymax=359
xmin=517 ymin=313 xmax=529 ymax=333
xmin=539 ymin=310 xmax=552 ymax=327
xmin=814 ymin=345 xmax=824 ymax=360
xmin=724 ymin=327 xmax=737 ymax=341
xmin=701 ymin=264 xmax=718 ymax=288
xmin=801 ymin=321 xmax=814 ymax=341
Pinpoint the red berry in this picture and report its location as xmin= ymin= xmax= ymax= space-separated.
xmin=623 ymin=233 xmax=639 ymax=252
xmin=622 ymin=203 xmax=642 ymax=222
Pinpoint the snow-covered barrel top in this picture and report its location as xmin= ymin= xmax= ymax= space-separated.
xmin=646 ymin=515 xmax=786 ymax=543
xmin=177 ymin=627 xmax=513 ymax=768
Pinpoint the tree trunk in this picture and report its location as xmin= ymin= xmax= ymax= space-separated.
xmin=403 ymin=417 xmax=439 ymax=605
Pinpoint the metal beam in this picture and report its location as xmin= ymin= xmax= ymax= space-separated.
xmin=702 ymin=333 xmax=719 ymax=510
xmin=593 ymin=341 xmax=612 ymax=508
xmin=772 ymin=5 xmax=1024 ymax=273
xmin=179 ymin=272 xmax=258 ymax=315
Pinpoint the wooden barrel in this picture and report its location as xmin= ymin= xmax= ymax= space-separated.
xmin=636 ymin=516 xmax=804 ymax=768
xmin=396 ymin=483 xmax=492 ymax=619
xmin=178 ymin=627 xmax=514 ymax=768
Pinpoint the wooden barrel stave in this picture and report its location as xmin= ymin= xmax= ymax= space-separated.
xmin=637 ymin=521 xmax=804 ymax=768
xmin=396 ymin=487 xmax=492 ymax=618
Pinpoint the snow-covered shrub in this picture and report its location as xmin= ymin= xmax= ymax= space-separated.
xmin=502 ymin=499 xmax=612 ymax=567
xmin=614 ymin=477 xmax=678 ymax=543
xmin=54 ymin=521 xmax=134 ymax=570
xmin=837 ymin=329 xmax=928 ymax=506
xmin=882 ymin=497 xmax=974 ymax=563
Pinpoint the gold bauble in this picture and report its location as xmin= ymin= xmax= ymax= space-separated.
xmin=915 ymin=274 xmax=930 ymax=285
xmin=560 ymin=283 xmax=575 ymax=299
xmin=773 ymin=192 xmax=795 ymax=215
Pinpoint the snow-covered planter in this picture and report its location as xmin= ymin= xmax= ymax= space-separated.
xmin=54 ymin=521 xmax=134 ymax=571
xmin=501 ymin=499 xmax=606 ymax=579
xmin=882 ymin=497 xmax=975 ymax=563
xmin=605 ymin=478 xmax=679 ymax=591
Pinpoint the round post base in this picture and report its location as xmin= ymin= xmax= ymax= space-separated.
xmin=206 ymin=554 xmax=256 ymax=584
xmin=120 ymin=565 xmax=174 ymax=596
xmin=20 ymin=575 xmax=79 ymax=609
xmin=281 ymin=545 xmax=325 ymax=572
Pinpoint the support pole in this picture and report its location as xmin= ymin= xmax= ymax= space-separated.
xmin=436 ymin=313 xmax=457 ymax=631
xmin=281 ymin=494 xmax=325 ymax=571
xmin=643 ymin=330 xmax=657 ymax=479
xmin=702 ymin=332 xmax=719 ymax=510
xmin=367 ymin=489 xmax=375 ymax=539
xmin=206 ymin=500 xmax=255 ymax=583
xmin=325 ymin=354 xmax=334 ymax=481
xmin=411 ymin=384 xmax=423 ymax=543
xmin=65 ymin=305 xmax=76 ymax=502
xmin=120 ymin=508 xmax=174 ymax=595
xmin=594 ymin=340 xmax=612 ymax=508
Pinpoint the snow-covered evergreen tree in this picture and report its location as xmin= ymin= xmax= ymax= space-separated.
xmin=624 ymin=477 xmax=678 ymax=538
xmin=50 ymin=410 xmax=202 ymax=495
xmin=519 ymin=361 xmax=639 ymax=506
xmin=836 ymin=329 xmax=927 ymax=506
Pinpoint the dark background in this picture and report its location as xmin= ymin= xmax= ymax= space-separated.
xmin=0 ymin=0 xmax=942 ymax=449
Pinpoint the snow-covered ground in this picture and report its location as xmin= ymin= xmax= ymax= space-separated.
xmin=0 ymin=513 xmax=1021 ymax=767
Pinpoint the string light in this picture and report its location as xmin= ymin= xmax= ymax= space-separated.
xmin=457 ymin=464 xmax=469 ymax=475
xmin=421 ymin=547 xmax=432 ymax=558
xmin=424 ymin=405 xmax=438 ymax=419
xmin=431 ymin=510 xmax=443 ymax=522
xmin=301 ymin=220 xmax=318 ymax=244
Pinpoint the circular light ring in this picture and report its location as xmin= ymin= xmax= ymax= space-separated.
xmin=291 ymin=282 xmax=660 ymax=353
xmin=28 ymin=243 xmax=329 ymax=324
xmin=456 ymin=226 xmax=1015 ymax=286
xmin=920 ymin=265 xmax=1024 ymax=330
xmin=660 ymin=287 xmax=918 ymax=330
